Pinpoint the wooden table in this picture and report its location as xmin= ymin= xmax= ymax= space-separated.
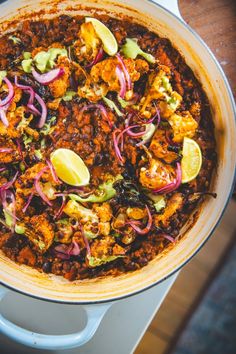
xmin=180 ymin=0 xmax=236 ymax=98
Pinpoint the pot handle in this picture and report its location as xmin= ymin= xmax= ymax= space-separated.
xmin=0 ymin=286 xmax=112 ymax=350
xmin=152 ymin=0 xmax=183 ymax=20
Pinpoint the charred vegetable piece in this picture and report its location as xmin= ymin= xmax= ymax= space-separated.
xmin=22 ymin=214 xmax=55 ymax=252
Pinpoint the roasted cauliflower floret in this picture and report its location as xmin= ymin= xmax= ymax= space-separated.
xmin=78 ymin=80 xmax=108 ymax=102
xmin=139 ymin=158 xmax=175 ymax=190
xmin=55 ymin=219 xmax=73 ymax=244
xmin=63 ymin=200 xmax=98 ymax=223
xmin=22 ymin=214 xmax=55 ymax=252
xmin=126 ymin=207 xmax=146 ymax=220
xmin=64 ymin=201 xmax=113 ymax=239
xmin=0 ymin=106 xmax=25 ymax=138
xmin=93 ymin=203 xmax=112 ymax=222
xmin=140 ymin=67 xmax=182 ymax=118
xmin=77 ymin=56 xmax=148 ymax=102
xmin=48 ymin=56 xmax=71 ymax=98
xmin=98 ymin=221 xmax=111 ymax=236
xmin=0 ymin=100 xmax=39 ymax=150
xmin=15 ymin=187 xmax=32 ymax=218
xmin=0 ymin=136 xmax=20 ymax=163
xmin=90 ymin=58 xmax=120 ymax=92
xmin=154 ymin=193 xmax=184 ymax=228
xmin=15 ymin=163 xmax=55 ymax=216
xmin=150 ymin=129 xmax=179 ymax=163
xmin=74 ymin=22 xmax=101 ymax=63
xmin=16 ymin=162 xmax=53 ymax=186
xmin=158 ymin=91 xmax=182 ymax=119
xmin=89 ymin=236 xmax=126 ymax=267
xmin=91 ymin=57 xmax=148 ymax=86
xmin=140 ymin=69 xmax=169 ymax=115
xmin=168 ymin=111 xmax=198 ymax=143
xmin=112 ymin=211 xmax=127 ymax=229
xmin=90 ymin=57 xmax=149 ymax=100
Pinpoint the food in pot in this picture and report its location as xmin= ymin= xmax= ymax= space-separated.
xmin=0 ymin=15 xmax=216 ymax=280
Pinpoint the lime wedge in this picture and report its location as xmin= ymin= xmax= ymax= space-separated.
xmin=50 ymin=148 xmax=90 ymax=186
xmin=85 ymin=17 xmax=118 ymax=56
xmin=181 ymin=137 xmax=202 ymax=183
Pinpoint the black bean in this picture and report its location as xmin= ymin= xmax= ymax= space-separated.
xmin=42 ymin=261 xmax=52 ymax=273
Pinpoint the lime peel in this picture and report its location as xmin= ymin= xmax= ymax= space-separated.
xmin=181 ymin=137 xmax=202 ymax=183
xmin=50 ymin=148 xmax=90 ymax=187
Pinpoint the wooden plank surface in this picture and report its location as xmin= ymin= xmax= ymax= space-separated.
xmin=180 ymin=0 xmax=236 ymax=97
xmin=135 ymin=1 xmax=236 ymax=353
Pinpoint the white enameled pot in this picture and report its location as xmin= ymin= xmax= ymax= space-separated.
xmin=0 ymin=0 xmax=235 ymax=350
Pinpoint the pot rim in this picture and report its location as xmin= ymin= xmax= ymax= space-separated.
xmin=0 ymin=0 xmax=235 ymax=304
